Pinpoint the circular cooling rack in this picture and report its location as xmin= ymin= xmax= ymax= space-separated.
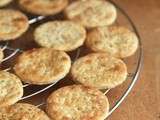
xmin=0 ymin=0 xmax=143 ymax=118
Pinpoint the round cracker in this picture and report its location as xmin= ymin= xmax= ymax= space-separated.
xmin=0 ymin=103 xmax=50 ymax=120
xmin=0 ymin=9 xmax=29 ymax=41
xmin=64 ymin=0 xmax=117 ymax=28
xmin=19 ymin=0 xmax=68 ymax=16
xmin=0 ymin=71 xmax=23 ymax=107
xmin=86 ymin=26 xmax=139 ymax=58
xmin=34 ymin=21 xmax=86 ymax=51
xmin=46 ymin=85 xmax=109 ymax=120
xmin=71 ymin=53 xmax=128 ymax=89
xmin=0 ymin=0 xmax=12 ymax=7
xmin=14 ymin=48 xmax=71 ymax=85
xmin=0 ymin=49 xmax=4 ymax=62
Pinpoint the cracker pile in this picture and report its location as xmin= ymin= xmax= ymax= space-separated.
xmin=0 ymin=0 xmax=138 ymax=120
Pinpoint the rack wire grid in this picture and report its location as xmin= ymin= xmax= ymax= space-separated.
xmin=0 ymin=0 xmax=143 ymax=119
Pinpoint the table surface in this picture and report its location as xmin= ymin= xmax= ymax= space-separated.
xmin=108 ymin=0 xmax=159 ymax=120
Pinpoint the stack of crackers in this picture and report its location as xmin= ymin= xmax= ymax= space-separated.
xmin=0 ymin=0 xmax=138 ymax=120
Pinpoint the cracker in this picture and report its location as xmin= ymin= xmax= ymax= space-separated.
xmin=0 ymin=71 xmax=23 ymax=107
xmin=71 ymin=53 xmax=128 ymax=89
xmin=19 ymin=0 xmax=68 ymax=16
xmin=64 ymin=0 xmax=117 ymax=28
xmin=0 ymin=9 xmax=29 ymax=41
xmin=0 ymin=103 xmax=50 ymax=120
xmin=46 ymin=85 xmax=109 ymax=120
xmin=0 ymin=0 xmax=12 ymax=7
xmin=14 ymin=48 xmax=71 ymax=85
xmin=0 ymin=49 xmax=4 ymax=62
xmin=86 ymin=26 xmax=139 ymax=58
xmin=34 ymin=21 xmax=86 ymax=51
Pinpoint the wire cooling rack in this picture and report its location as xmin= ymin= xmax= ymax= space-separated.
xmin=0 ymin=0 xmax=143 ymax=118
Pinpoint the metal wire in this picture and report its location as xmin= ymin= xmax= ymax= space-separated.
xmin=1 ymin=49 xmax=20 ymax=62
xmin=21 ymin=80 xmax=60 ymax=100
xmin=29 ymin=16 xmax=45 ymax=24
